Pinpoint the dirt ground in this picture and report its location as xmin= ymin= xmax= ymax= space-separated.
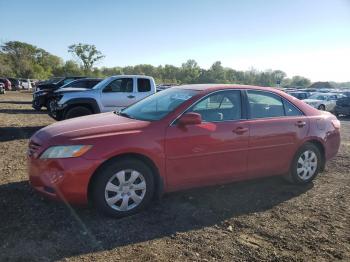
xmin=0 ymin=91 xmax=349 ymax=262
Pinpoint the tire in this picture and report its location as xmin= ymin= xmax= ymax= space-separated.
xmin=33 ymin=100 xmax=42 ymax=111
xmin=46 ymin=99 xmax=53 ymax=112
xmin=285 ymin=143 xmax=322 ymax=184
xmin=318 ymin=104 xmax=326 ymax=111
xmin=91 ymin=159 xmax=155 ymax=217
xmin=64 ymin=106 xmax=92 ymax=119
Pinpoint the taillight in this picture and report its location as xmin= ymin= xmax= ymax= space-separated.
xmin=331 ymin=119 xmax=341 ymax=129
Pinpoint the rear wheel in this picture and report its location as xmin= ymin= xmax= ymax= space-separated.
xmin=285 ymin=143 xmax=322 ymax=184
xmin=318 ymin=104 xmax=326 ymax=111
xmin=64 ymin=106 xmax=92 ymax=119
xmin=91 ymin=159 xmax=155 ymax=217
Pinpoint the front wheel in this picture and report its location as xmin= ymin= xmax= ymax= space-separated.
xmin=64 ymin=106 xmax=92 ymax=119
xmin=91 ymin=159 xmax=155 ymax=217
xmin=285 ymin=143 xmax=322 ymax=184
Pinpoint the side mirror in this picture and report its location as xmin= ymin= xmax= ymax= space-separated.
xmin=177 ymin=112 xmax=202 ymax=126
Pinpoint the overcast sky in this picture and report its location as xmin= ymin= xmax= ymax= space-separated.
xmin=1 ymin=0 xmax=350 ymax=82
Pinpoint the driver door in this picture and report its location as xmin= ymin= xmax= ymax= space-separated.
xmin=165 ymin=90 xmax=249 ymax=191
xmin=100 ymin=77 xmax=135 ymax=112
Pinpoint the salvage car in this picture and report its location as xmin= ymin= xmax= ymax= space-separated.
xmin=33 ymin=76 xmax=86 ymax=110
xmin=28 ymin=84 xmax=341 ymax=217
xmin=36 ymin=78 xmax=103 ymax=113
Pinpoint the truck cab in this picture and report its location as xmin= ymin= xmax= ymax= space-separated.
xmin=50 ymin=75 xmax=156 ymax=120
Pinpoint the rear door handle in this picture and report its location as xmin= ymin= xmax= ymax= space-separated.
xmin=232 ymin=127 xmax=248 ymax=134
xmin=127 ymin=95 xmax=135 ymax=99
xmin=295 ymin=121 xmax=306 ymax=128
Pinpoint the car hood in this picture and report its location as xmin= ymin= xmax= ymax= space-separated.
xmin=32 ymin=112 xmax=150 ymax=144
xmin=303 ymin=99 xmax=322 ymax=103
xmin=55 ymin=87 xmax=90 ymax=93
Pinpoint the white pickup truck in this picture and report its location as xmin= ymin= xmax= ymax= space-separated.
xmin=49 ymin=75 xmax=156 ymax=120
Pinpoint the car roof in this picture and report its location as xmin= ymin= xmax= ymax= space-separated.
xmin=174 ymin=84 xmax=280 ymax=92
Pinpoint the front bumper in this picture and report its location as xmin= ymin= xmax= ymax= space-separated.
xmin=28 ymin=155 xmax=101 ymax=205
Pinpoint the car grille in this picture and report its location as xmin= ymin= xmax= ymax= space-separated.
xmin=28 ymin=141 xmax=41 ymax=157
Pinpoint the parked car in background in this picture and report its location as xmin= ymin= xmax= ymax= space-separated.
xmin=0 ymin=83 xmax=5 ymax=94
xmin=287 ymin=91 xmax=310 ymax=100
xmin=33 ymin=76 xmax=86 ymax=110
xmin=8 ymin=78 xmax=21 ymax=90
xmin=0 ymin=78 xmax=12 ymax=90
xmin=20 ymin=79 xmax=32 ymax=90
xmin=28 ymin=84 xmax=341 ymax=217
xmin=49 ymin=75 xmax=156 ymax=120
xmin=334 ymin=96 xmax=350 ymax=116
xmin=34 ymin=78 xmax=102 ymax=112
xmin=303 ymin=93 xmax=345 ymax=112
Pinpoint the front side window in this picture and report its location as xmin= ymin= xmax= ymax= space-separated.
xmin=284 ymin=99 xmax=303 ymax=116
xmin=247 ymin=90 xmax=285 ymax=118
xmin=188 ymin=90 xmax=241 ymax=122
xmin=137 ymin=78 xmax=151 ymax=92
xmin=103 ymin=78 xmax=133 ymax=93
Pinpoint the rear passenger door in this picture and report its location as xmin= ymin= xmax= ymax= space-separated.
xmin=245 ymin=90 xmax=308 ymax=178
xmin=135 ymin=78 xmax=153 ymax=101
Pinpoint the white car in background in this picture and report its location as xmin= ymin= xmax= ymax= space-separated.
xmin=21 ymin=79 xmax=32 ymax=90
xmin=303 ymin=93 xmax=345 ymax=112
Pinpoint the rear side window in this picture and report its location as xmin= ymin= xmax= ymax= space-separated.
xmin=247 ymin=91 xmax=285 ymax=118
xmin=137 ymin=78 xmax=151 ymax=92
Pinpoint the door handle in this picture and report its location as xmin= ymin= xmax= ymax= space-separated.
xmin=295 ymin=121 xmax=306 ymax=128
xmin=232 ymin=127 xmax=248 ymax=134
xmin=127 ymin=95 xmax=135 ymax=99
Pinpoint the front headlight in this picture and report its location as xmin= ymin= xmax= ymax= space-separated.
xmin=40 ymin=145 xmax=92 ymax=159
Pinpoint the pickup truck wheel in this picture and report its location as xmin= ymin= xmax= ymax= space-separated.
xmin=92 ymin=159 xmax=155 ymax=217
xmin=285 ymin=143 xmax=322 ymax=184
xmin=64 ymin=106 xmax=92 ymax=119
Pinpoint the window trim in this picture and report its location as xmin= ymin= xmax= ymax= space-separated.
xmin=245 ymin=90 xmax=305 ymax=120
xmin=170 ymin=89 xmax=246 ymax=126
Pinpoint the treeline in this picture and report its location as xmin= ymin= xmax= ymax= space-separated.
xmin=0 ymin=40 xmax=316 ymax=87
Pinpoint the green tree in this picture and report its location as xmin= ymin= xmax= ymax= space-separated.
xmin=290 ymin=75 xmax=311 ymax=87
xmin=180 ymin=59 xmax=201 ymax=83
xmin=68 ymin=43 xmax=105 ymax=73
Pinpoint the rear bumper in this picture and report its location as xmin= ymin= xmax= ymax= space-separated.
xmin=28 ymin=156 xmax=101 ymax=205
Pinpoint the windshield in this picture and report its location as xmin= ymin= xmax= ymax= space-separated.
xmin=120 ymin=88 xmax=198 ymax=121
xmin=93 ymin=77 xmax=113 ymax=90
xmin=308 ymin=94 xmax=329 ymax=100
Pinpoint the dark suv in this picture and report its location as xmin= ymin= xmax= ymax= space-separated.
xmin=33 ymin=76 xmax=86 ymax=110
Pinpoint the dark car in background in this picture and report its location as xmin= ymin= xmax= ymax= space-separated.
xmin=334 ymin=96 xmax=350 ymax=116
xmin=0 ymin=78 xmax=12 ymax=91
xmin=33 ymin=76 xmax=86 ymax=110
xmin=33 ymin=77 xmax=101 ymax=111
xmin=8 ymin=78 xmax=21 ymax=90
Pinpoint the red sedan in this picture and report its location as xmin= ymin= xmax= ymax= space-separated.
xmin=28 ymin=84 xmax=341 ymax=217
